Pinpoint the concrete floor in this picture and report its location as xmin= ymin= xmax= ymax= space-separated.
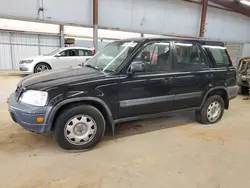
xmin=1 ymin=76 xmax=250 ymax=188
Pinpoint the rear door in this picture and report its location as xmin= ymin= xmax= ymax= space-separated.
xmin=171 ymin=41 xmax=211 ymax=109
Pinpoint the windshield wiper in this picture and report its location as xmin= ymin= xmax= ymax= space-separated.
xmin=85 ymin=64 xmax=101 ymax=71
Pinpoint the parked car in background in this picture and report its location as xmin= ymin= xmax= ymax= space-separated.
xmin=237 ymin=57 xmax=250 ymax=94
xmin=8 ymin=38 xmax=238 ymax=150
xmin=19 ymin=47 xmax=94 ymax=75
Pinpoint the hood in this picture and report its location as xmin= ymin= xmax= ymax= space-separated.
xmin=22 ymin=55 xmax=52 ymax=61
xmin=20 ymin=66 xmax=105 ymax=90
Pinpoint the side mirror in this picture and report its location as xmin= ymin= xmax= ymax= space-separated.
xmin=128 ymin=62 xmax=146 ymax=74
xmin=55 ymin=54 xmax=61 ymax=58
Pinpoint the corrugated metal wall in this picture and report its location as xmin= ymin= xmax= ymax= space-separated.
xmin=0 ymin=31 xmax=60 ymax=70
xmin=225 ymin=42 xmax=243 ymax=67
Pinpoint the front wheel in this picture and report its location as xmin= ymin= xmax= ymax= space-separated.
xmin=55 ymin=105 xmax=106 ymax=150
xmin=34 ymin=63 xmax=50 ymax=73
xmin=195 ymin=95 xmax=224 ymax=124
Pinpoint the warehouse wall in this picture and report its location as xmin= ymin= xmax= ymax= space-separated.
xmin=0 ymin=31 xmax=60 ymax=70
xmin=205 ymin=7 xmax=250 ymax=42
xmin=99 ymin=0 xmax=201 ymax=37
xmin=0 ymin=0 xmax=250 ymax=42
xmin=242 ymin=43 xmax=250 ymax=57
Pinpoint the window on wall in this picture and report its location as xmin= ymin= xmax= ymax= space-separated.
xmin=134 ymin=41 xmax=170 ymax=73
xmin=174 ymin=42 xmax=207 ymax=71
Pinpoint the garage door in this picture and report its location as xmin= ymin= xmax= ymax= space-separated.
xmin=225 ymin=42 xmax=242 ymax=67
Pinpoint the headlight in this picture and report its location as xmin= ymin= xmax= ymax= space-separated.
xmin=20 ymin=60 xmax=33 ymax=64
xmin=19 ymin=90 xmax=48 ymax=106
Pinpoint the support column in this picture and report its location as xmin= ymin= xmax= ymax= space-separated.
xmin=9 ymin=32 xmax=14 ymax=70
xmin=60 ymin=25 xmax=64 ymax=47
xmin=199 ymin=0 xmax=208 ymax=38
xmin=93 ymin=0 xmax=98 ymax=52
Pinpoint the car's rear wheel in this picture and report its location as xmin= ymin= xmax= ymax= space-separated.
xmin=239 ymin=85 xmax=249 ymax=95
xmin=34 ymin=63 xmax=51 ymax=73
xmin=195 ymin=95 xmax=224 ymax=124
xmin=55 ymin=105 xmax=106 ymax=150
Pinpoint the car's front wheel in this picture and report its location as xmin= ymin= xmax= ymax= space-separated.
xmin=195 ymin=95 xmax=224 ymax=124
xmin=34 ymin=63 xmax=51 ymax=73
xmin=55 ymin=105 xmax=106 ymax=150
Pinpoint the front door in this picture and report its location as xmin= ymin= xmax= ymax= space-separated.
xmin=52 ymin=49 xmax=78 ymax=69
xmin=74 ymin=49 xmax=93 ymax=65
xmin=118 ymin=40 xmax=177 ymax=118
xmin=171 ymin=41 xmax=210 ymax=109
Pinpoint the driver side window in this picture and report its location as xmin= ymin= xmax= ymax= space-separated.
xmin=135 ymin=42 xmax=170 ymax=73
xmin=60 ymin=49 xmax=78 ymax=57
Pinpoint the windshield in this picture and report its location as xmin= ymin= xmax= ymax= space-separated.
xmin=46 ymin=48 xmax=62 ymax=56
xmin=85 ymin=41 xmax=138 ymax=72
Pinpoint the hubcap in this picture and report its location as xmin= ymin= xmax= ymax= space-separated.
xmin=64 ymin=115 xmax=97 ymax=145
xmin=36 ymin=65 xmax=49 ymax=72
xmin=207 ymin=101 xmax=221 ymax=122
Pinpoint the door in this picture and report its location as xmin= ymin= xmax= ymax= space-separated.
xmin=52 ymin=49 xmax=78 ymax=69
xmin=171 ymin=41 xmax=210 ymax=109
xmin=75 ymin=49 xmax=93 ymax=65
xmin=118 ymin=41 xmax=177 ymax=118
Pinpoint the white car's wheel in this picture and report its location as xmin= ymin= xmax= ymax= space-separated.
xmin=34 ymin=63 xmax=51 ymax=73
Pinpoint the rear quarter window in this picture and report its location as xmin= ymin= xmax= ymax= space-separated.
xmin=204 ymin=45 xmax=231 ymax=67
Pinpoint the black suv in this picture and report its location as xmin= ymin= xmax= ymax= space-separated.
xmin=8 ymin=38 xmax=238 ymax=150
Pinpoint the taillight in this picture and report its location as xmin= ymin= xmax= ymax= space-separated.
xmin=92 ymin=47 xmax=96 ymax=55
xmin=225 ymin=48 xmax=233 ymax=65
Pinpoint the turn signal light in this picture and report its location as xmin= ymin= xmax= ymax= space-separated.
xmin=36 ymin=117 xmax=44 ymax=123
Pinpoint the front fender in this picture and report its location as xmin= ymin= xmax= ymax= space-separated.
xmin=45 ymin=97 xmax=115 ymax=134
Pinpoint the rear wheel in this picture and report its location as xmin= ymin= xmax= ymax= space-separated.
xmin=239 ymin=85 xmax=249 ymax=95
xmin=55 ymin=105 xmax=106 ymax=150
xmin=195 ymin=95 xmax=224 ymax=124
xmin=34 ymin=63 xmax=51 ymax=73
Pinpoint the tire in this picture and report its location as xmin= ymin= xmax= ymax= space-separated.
xmin=55 ymin=105 xmax=106 ymax=150
xmin=239 ymin=85 xmax=249 ymax=95
xmin=195 ymin=95 xmax=224 ymax=124
xmin=34 ymin=63 xmax=51 ymax=73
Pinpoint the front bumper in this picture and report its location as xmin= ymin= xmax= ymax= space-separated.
xmin=8 ymin=93 xmax=52 ymax=133
xmin=19 ymin=64 xmax=33 ymax=74
xmin=237 ymin=75 xmax=250 ymax=87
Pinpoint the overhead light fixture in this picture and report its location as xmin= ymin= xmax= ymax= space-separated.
xmin=240 ymin=0 xmax=250 ymax=6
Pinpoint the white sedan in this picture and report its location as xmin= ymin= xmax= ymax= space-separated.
xmin=19 ymin=47 xmax=94 ymax=75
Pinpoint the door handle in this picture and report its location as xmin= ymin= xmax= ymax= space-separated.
xmin=163 ymin=77 xmax=173 ymax=84
xmin=206 ymin=73 xmax=214 ymax=78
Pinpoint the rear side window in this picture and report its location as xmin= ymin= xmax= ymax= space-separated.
xmin=79 ymin=50 xmax=92 ymax=56
xmin=204 ymin=45 xmax=231 ymax=67
xmin=173 ymin=42 xmax=208 ymax=71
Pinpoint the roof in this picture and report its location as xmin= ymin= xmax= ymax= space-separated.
xmin=118 ymin=37 xmax=225 ymax=46
xmin=62 ymin=46 xmax=92 ymax=50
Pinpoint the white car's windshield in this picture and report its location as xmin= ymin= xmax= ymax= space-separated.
xmin=85 ymin=41 xmax=138 ymax=72
xmin=46 ymin=48 xmax=62 ymax=56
